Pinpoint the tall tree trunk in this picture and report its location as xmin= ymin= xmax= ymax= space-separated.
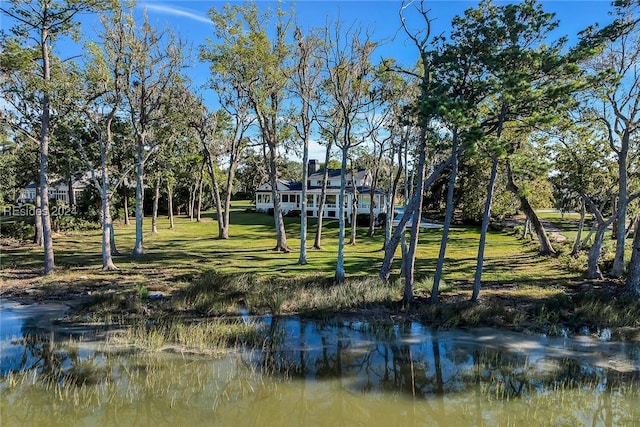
xmin=523 ymin=218 xmax=533 ymax=240
xmin=33 ymin=191 xmax=43 ymax=246
xmin=131 ymin=144 xmax=145 ymax=256
xmin=151 ymin=175 xmax=160 ymax=234
xmin=583 ymin=194 xmax=616 ymax=280
xmin=40 ymin=33 xmax=54 ymax=275
xmin=367 ymin=167 xmax=380 ymax=238
xmin=101 ymin=189 xmax=117 ymax=271
xmin=123 ymin=187 xmax=130 ymax=226
xmin=587 ymin=225 xmax=607 ymax=279
xmin=581 ymin=200 xmax=605 ymax=248
xmin=67 ymin=175 xmax=75 ymax=208
xmin=506 ymin=160 xmax=555 ymax=255
xmin=611 ymin=135 xmax=629 ymax=277
xmin=368 ymin=188 xmax=376 ymax=237
xmin=167 ymin=184 xmax=174 ymax=229
xmin=267 ymin=143 xmax=289 ymax=252
xmin=298 ymin=144 xmax=309 ymax=265
xmin=400 ymin=145 xmax=409 ymax=277
xmin=383 ymin=147 xmax=403 ymax=250
xmin=349 ymin=165 xmax=358 ymax=246
xmin=196 ymin=172 xmax=204 ymax=222
xmin=313 ymin=140 xmax=333 ymax=250
xmin=403 ymin=128 xmax=429 ymax=304
xmin=100 ymin=134 xmax=117 ymax=270
xmin=204 ymin=147 xmax=225 ymax=239
xmin=110 ymin=223 xmax=119 ymax=255
xmin=222 ymin=158 xmax=239 ymax=240
xmin=570 ymin=199 xmax=586 ymax=257
xmin=335 ymin=145 xmax=348 ymax=283
xmin=472 ymin=102 xmax=508 ymax=301
xmin=380 ymin=156 xmax=453 ymax=282
xmin=188 ymin=183 xmax=195 ymax=221
xmin=625 ymin=217 xmax=640 ymax=294
xmin=432 ymin=132 xmax=459 ymax=302
xmin=471 ymin=157 xmax=498 ymax=302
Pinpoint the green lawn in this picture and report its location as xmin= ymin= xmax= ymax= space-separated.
xmin=4 ymin=203 xmax=640 ymax=339
xmin=1 ymin=201 xmax=578 ymax=291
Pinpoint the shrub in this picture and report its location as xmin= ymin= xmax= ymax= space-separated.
xmin=356 ymin=213 xmax=371 ymax=226
xmin=377 ymin=212 xmax=387 ymax=225
xmin=51 ymin=215 xmax=100 ymax=232
xmin=0 ymin=220 xmax=35 ymax=241
xmin=284 ymin=209 xmax=301 ymax=218
xmin=75 ymin=187 xmax=101 ymax=222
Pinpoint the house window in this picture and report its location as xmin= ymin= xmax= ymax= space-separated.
xmin=328 ymin=210 xmax=336 ymax=218
xmin=326 ymin=195 xmax=336 ymax=206
xmin=282 ymin=194 xmax=289 ymax=203
xmin=307 ymin=210 xmax=314 ymax=217
xmin=307 ymin=194 xmax=314 ymax=206
xmin=317 ymin=180 xmax=322 ymax=186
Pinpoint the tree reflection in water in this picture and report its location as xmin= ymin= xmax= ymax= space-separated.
xmin=2 ymin=316 xmax=640 ymax=426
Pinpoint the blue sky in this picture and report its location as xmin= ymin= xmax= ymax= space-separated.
xmin=130 ymin=1 xmax=617 ymax=85
xmin=120 ymin=1 xmax=617 ymax=159
xmin=3 ymin=1 xmax=619 ymax=160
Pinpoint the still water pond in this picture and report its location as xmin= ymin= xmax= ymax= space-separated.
xmin=1 ymin=299 xmax=640 ymax=426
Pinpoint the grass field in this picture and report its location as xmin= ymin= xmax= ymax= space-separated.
xmin=2 ymin=202 xmax=638 ymax=340
xmin=1 ymin=201 xmax=581 ymax=288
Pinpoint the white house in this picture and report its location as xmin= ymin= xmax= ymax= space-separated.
xmin=17 ymin=175 xmax=90 ymax=205
xmin=255 ymin=160 xmax=387 ymax=221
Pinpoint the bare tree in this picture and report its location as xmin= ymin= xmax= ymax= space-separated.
xmin=585 ymin=17 xmax=640 ymax=277
xmin=291 ymin=26 xmax=322 ymax=264
xmin=121 ymin=12 xmax=185 ymax=256
xmin=320 ymin=19 xmax=377 ymax=283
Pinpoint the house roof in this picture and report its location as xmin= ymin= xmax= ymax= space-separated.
xmin=308 ymin=168 xmax=368 ymax=181
xmin=256 ymin=182 xmax=385 ymax=195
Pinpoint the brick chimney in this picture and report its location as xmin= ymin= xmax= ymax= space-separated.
xmin=307 ymin=159 xmax=319 ymax=175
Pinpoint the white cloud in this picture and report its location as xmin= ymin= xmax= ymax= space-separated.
xmin=140 ymin=3 xmax=212 ymax=25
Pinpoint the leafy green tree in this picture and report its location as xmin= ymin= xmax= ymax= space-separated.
xmin=0 ymin=135 xmax=17 ymax=204
xmin=550 ymin=121 xmax=618 ymax=278
xmin=426 ymin=6 xmax=489 ymax=302
xmin=203 ymin=1 xmax=293 ymax=252
xmin=151 ymin=82 xmax=197 ymax=231
xmin=74 ymin=6 xmax=133 ymax=270
xmin=1 ymin=0 xmax=106 ymax=274
xmin=463 ymin=0 xmax=586 ymax=300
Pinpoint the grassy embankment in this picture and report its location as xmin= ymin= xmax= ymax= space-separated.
xmin=1 ymin=202 xmax=638 ymax=340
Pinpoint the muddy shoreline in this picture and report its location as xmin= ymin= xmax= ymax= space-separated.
xmin=2 ymin=277 xmax=639 ymax=344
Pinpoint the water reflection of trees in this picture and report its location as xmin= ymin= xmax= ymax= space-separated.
xmin=3 ymin=319 xmax=640 ymax=426
xmin=248 ymin=319 xmax=640 ymax=416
